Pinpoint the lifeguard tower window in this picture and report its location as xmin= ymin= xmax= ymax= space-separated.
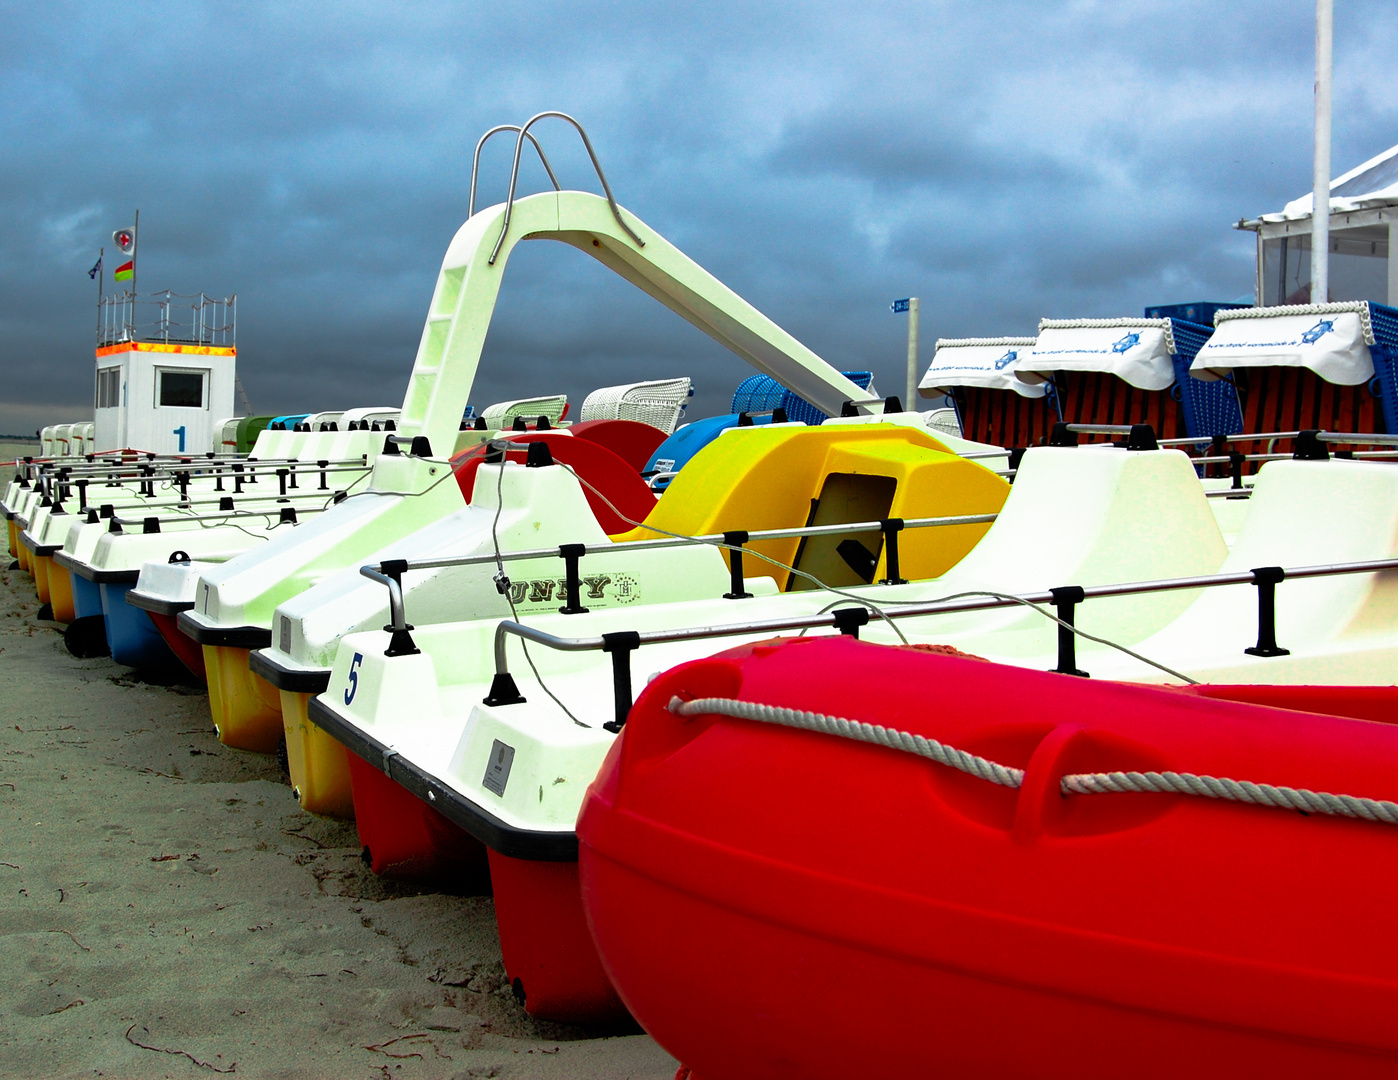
xmin=157 ymin=369 xmax=206 ymax=409
xmin=95 ymin=367 xmax=121 ymax=409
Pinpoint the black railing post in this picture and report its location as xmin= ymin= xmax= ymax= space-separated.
xmin=832 ymin=607 xmax=870 ymax=639
xmin=318 ymin=459 xmax=329 ymax=490
xmin=277 ymin=469 xmax=288 ymax=497
xmin=484 ymin=671 xmax=526 ymax=706
xmin=557 ymin=544 xmax=589 ymax=614
xmin=379 ymin=558 xmax=421 ymax=657
xmin=878 ymin=518 xmax=907 ymax=584
xmin=1229 ymin=449 xmax=1245 ymax=490
xmin=602 ymin=631 xmax=641 ymax=733
xmin=1244 ymin=566 xmax=1290 ymax=657
xmin=723 ymin=531 xmax=753 ymax=599
xmin=1293 ymin=429 xmax=1329 ymax=461
xmin=1049 ymin=585 xmax=1089 ymax=677
xmin=1208 ymin=435 xmax=1227 ymax=479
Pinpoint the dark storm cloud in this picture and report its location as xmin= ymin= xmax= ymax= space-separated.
xmin=1 ymin=0 xmax=1394 ymax=432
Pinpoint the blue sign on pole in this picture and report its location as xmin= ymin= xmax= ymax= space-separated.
xmin=890 ymin=298 xmax=910 ymax=314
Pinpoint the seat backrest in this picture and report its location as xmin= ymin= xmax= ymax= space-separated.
xmin=953 ymin=385 xmax=1062 ymax=448
xmin=731 ymin=371 xmax=876 ymax=426
xmin=952 ymin=446 xmax=1226 ymax=594
xmin=581 ymin=378 xmax=692 ymax=433
xmin=478 ymin=395 xmax=569 ymax=428
xmin=1233 ymin=366 xmax=1381 ymax=435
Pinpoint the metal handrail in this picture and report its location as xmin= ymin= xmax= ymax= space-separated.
xmin=483 ymin=554 xmax=1398 ymax=727
xmin=67 ymin=488 xmax=352 ymax=514
xmin=488 ymin=111 xmax=645 ymax=265
xmin=467 ymin=124 xmax=562 ymax=218
xmin=1190 ymin=450 xmax=1398 ymax=466
xmin=362 ymin=512 xmax=999 ymax=577
xmin=361 ymin=567 xmax=409 ymax=632
xmin=1317 ymin=432 xmax=1398 ymax=446
xmin=1063 ymin=423 xmax=1138 ymax=435
xmin=25 ymin=454 xmax=372 ymax=479
xmin=1203 ymin=487 xmax=1254 ymax=498
xmin=109 ymin=508 xmax=311 ymax=527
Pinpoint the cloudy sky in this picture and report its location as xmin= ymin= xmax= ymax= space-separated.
xmin=2 ymin=0 xmax=1394 ymax=436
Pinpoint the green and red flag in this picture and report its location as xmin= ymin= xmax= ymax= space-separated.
xmin=113 ymin=260 xmax=134 ymax=282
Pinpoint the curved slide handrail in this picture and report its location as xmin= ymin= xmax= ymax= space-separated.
xmin=489 ymin=111 xmax=645 ymax=264
xmin=467 ymin=125 xmax=562 ymax=218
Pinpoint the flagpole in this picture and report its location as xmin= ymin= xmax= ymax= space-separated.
xmin=95 ymin=246 xmax=104 ymax=336
xmin=132 ymin=208 xmax=139 ymax=306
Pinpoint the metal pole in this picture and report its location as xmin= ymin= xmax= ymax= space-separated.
xmin=1254 ymin=230 xmax=1264 ymax=308
xmin=905 ymin=297 xmax=920 ymax=411
xmin=131 ymin=208 xmax=140 ymax=334
xmin=1312 ymin=0 xmax=1333 ymax=305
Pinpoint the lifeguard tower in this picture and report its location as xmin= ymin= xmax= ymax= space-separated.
xmin=92 ymin=289 xmax=237 ymax=455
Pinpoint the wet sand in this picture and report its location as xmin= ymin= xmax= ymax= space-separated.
xmin=0 ymin=566 xmax=677 ymax=1079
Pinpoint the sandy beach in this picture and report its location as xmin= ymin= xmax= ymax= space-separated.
xmin=0 ymin=563 xmax=677 ymax=1079
xmin=0 ymin=441 xmax=39 ymax=490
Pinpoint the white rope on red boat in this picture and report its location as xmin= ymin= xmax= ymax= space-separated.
xmin=670 ymin=696 xmax=1029 ymax=788
xmin=1062 ymin=770 xmax=1398 ymax=824
xmin=669 ymin=696 xmax=1398 ymax=826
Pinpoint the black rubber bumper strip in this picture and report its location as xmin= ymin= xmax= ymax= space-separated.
xmin=307 ymin=695 xmax=578 ymax=862
xmin=175 ymin=610 xmax=273 ymax=649
xmin=124 ymin=592 xmax=196 ymax=617
xmin=52 ymin=552 xmax=140 ymax=585
xmin=248 ymin=647 xmax=331 ymax=694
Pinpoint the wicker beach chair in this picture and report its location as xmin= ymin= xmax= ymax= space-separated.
xmin=579 ymin=378 xmax=692 ymax=433
xmin=730 ymin=371 xmax=875 ymax=426
xmin=478 ymin=395 xmax=569 ymax=430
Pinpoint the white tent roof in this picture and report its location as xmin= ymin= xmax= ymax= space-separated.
xmin=1257 ymin=142 xmax=1398 ymax=223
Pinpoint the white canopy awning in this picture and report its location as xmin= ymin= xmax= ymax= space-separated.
xmin=1254 ymin=143 xmax=1398 ymax=224
xmin=919 ymin=337 xmax=1043 ymax=397
xmin=1016 ymin=318 xmax=1178 ymax=391
xmin=1190 ymin=302 xmax=1376 ymax=385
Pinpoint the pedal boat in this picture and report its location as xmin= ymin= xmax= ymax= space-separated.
xmin=579 ymin=635 xmax=1398 ymax=1079
xmin=306 ymin=435 xmax=1230 ymax=1021
xmin=177 ymin=183 xmax=921 ymax=756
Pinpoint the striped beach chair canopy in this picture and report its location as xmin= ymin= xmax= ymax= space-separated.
xmin=1192 ymin=301 xmax=1398 ymax=435
xmin=919 ymin=337 xmax=1054 ymax=449
xmin=1014 ymin=317 xmax=1242 ymax=443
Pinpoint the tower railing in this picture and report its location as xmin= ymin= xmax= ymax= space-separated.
xmin=98 ymin=291 xmax=236 ymax=348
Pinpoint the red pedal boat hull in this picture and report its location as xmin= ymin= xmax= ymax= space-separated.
xmin=579 ymin=636 xmax=1398 ymax=1079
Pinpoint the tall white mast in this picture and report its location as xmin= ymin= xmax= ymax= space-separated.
xmin=1311 ymin=0 xmax=1333 ymax=304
